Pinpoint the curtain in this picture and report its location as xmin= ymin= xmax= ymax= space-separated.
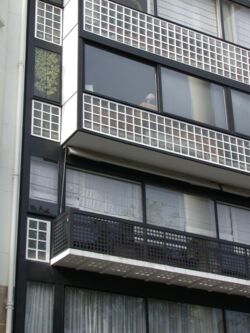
xmin=217 ymin=203 xmax=250 ymax=245
xmin=222 ymin=0 xmax=250 ymax=49
xmin=64 ymin=288 xmax=146 ymax=333
xmin=225 ymin=310 xmax=250 ymax=333
xmin=66 ymin=169 xmax=142 ymax=222
xmin=157 ymin=0 xmax=220 ymax=37
xmin=148 ymin=299 xmax=223 ymax=333
xmin=29 ymin=157 xmax=58 ymax=203
xmin=25 ymin=282 xmax=54 ymax=333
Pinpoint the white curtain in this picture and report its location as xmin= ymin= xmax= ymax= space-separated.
xmin=64 ymin=288 xmax=146 ymax=333
xmin=223 ymin=0 xmax=250 ymax=49
xmin=148 ymin=299 xmax=223 ymax=333
xmin=25 ymin=282 xmax=54 ymax=333
xmin=29 ymin=157 xmax=58 ymax=203
xmin=217 ymin=203 xmax=250 ymax=245
xmin=66 ymin=169 xmax=143 ymax=222
xmin=157 ymin=0 xmax=220 ymax=37
xmin=225 ymin=310 xmax=250 ymax=333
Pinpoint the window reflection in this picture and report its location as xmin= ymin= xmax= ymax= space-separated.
xmin=231 ymin=90 xmax=250 ymax=137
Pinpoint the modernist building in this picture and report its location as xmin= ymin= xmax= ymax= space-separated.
xmin=13 ymin=0 xmax=250 ymax=332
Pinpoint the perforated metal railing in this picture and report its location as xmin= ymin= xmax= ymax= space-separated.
xmin=83 ymin=93 xmax=250 ymax=173
xmin=52 ymin=209 xmax=250 ymax=280
xmin=83 ymin=0 xmax=250 ymax=85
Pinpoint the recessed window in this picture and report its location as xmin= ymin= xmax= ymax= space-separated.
xmin=231 ymin=90 xmax=250 ymax=137
xmin=113 ymin=0 xmax=154 ymax=14
xmin=146 ymin=185 xmax=217 ymax=237
xmin=66 ymin=169 xmax=143 ymax=222
xmin=85 ymin=45 xmax=158 ymax=111
xmin=26 ymin=218 xmax=51 ymax=262
xmin=222 ymin=0 xmax=250 ymax=49
xmin=217 ymin=203 xmax=250 ymax=246
xmin=25 ymin=282 xmax=54 ymax=333
xmin=34 ymin=48 xmax=61 ymax=102
xmin=157 ymin=0 xmax=220 ymax=37
xmin=161 ymin=68 xmax=227 ymax=129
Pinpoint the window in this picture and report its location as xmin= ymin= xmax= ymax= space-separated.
xmin=114 ymin=0 xmax=154 ymax=14
xmin=25 ymin=282 xmax=54 ymax=333
xmin=26 ymin=218 xmax=51 ymax=262
xmin=157 ymin=0 xmax=221 ymax=37
xmin=148 ymin=299 xmax=223 ymax=333
xmin=66 ymin=169 xmax=143 ymax=222
xmin=35 ymin=1 xmax=62 ymax=45
xmin=217 ymin=203 xmax=250 ymax=245
xmin=31 ymin=100 xmax=61 ymax=141
xmin=225 ymin=310 xmax=250 ymax=333
xmin=146 ymin=185 xmax=217 ymax=237
xmin=222 ymin=0 xmax=250 ymax=49
xmin=29 ymin=157 xmax=58 ymax=204
xmin=34 ymin=48 xmax=61 ymax=102
xmin=161 ymin=68 xmax=227 ymax=129
xmin=64 ymin=288 xmax=146 ymax=333
xmin=85 ymin=45 xmax=158 ymax=111
xmin=231 ymin=90 xmax=250 ymax=137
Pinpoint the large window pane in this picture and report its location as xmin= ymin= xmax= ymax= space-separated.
xmin=217 ymin=203 xmax=250 ymax=245
xmin=161 ymin=68 xmax=227 ymax=129
xmin=223 ymin=0 xmax=250 ymax=49
xmin=25 ymin=282 xmax=54 ymax=333
xmin=146 ymin=185 xmax=216 ymax=237
xmin=64 ymin=288 xmax=146 ymax=333
xmin=231 ymin=90 xmax=250 ymax=137
xmin=225 ymin=310 xmax=250 ymax=333
xmin=34 ymin=48 xmax=61 ymax=102
xmin=66 ymin=169 xmax=143 ymax=222
xmin=114 ymin=0 xmax=154 ymax=14
xmin=157 ymin=0 xmax=220 ymax=37
xmin=148 ymin=299 xmax=223 ymax=333
xmin=85 ymin=45 xmax=157 ymax=111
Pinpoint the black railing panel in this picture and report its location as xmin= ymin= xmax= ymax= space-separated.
xmin=52 ymin=209 xmax=250 ymax=280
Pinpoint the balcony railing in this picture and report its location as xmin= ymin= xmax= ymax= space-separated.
xmin=83 ymin=0 xmax=250 ymax=85
xmin=83 ymin=93 xmax=250 ymax=174
xmin=52 ymin=209 xmax=250 ymax=281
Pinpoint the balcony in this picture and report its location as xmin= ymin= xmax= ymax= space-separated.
xmin=51 ymin=209 xmax=250 ymax=297
xmin=83 ymin=0 xmax=250 ymax=86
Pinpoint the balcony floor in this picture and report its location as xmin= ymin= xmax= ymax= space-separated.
xmin=51 ymin=248 xmax=250 ymax=298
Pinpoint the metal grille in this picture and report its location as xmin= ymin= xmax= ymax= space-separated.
xmin=83 ymin=0 xmax=250 ymax=85
xmin=35 ymin=0 xmax=62 ymax=45
xmin=52 ymin=213 xmax=70 ymax=256
xmin=83 ymin=93 xmax=250 ymax=173
xmin=26 ymin=218 xmax=51 ymax=262
xmin=52 ymin=209 xmax=250 ymax=279
xmin=31 ymin=100 xmax=61 ymax=142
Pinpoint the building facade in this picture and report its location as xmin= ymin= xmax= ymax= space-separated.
xmin=13 ymin=0 xmax=250 ymax=332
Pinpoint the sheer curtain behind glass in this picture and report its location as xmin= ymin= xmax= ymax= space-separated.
xmin=225 ymin=310 xmax=250 ymax=333
xmin=66 ymin=169 xmax=143 ymax=222
xmin=64 ymin=288 xmax=146 ymax=333
xmin=25 ymin=282 xmax=54 ymax=333
xmin=148 ymin=299 xmax=223 ymax=333
xmin=157 ymin=0 xmax=220 ymax=37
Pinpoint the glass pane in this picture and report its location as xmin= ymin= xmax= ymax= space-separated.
xmin=85 ymin=45 xmax=158 ymax=111
xmin=34 ymin=48 xmax=61 ymax=102
xmin=225 ymin=310 xmax=250 ymax=333
xmin=64 ymin=288 xmax=146 ymax=333
xmin=231 ymin=90 xmax=250 ymax=137
xmin=30 ymin=157 xmax=58 ymax=203
xmin=157 ymin=0 xmax=220 ymax=37
xmin=148 ymin=299 xmax=224 ymax=333
xmin=66 ymin=169 xmax=143 ymax=222
xmin=146 ymin=185 xmax=216 ymax=237
xmin=25 ymin=282 xmax=54 ymax=333
xmin=218 ymin=203 xmax=250 ymax=245
xmin=161 ymin=68 xmax=227 ymax=129
xmin=114 ymin=0 xmax=154 ymax=14
xmin=223 ymin=0 xmax=250 ymax=49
